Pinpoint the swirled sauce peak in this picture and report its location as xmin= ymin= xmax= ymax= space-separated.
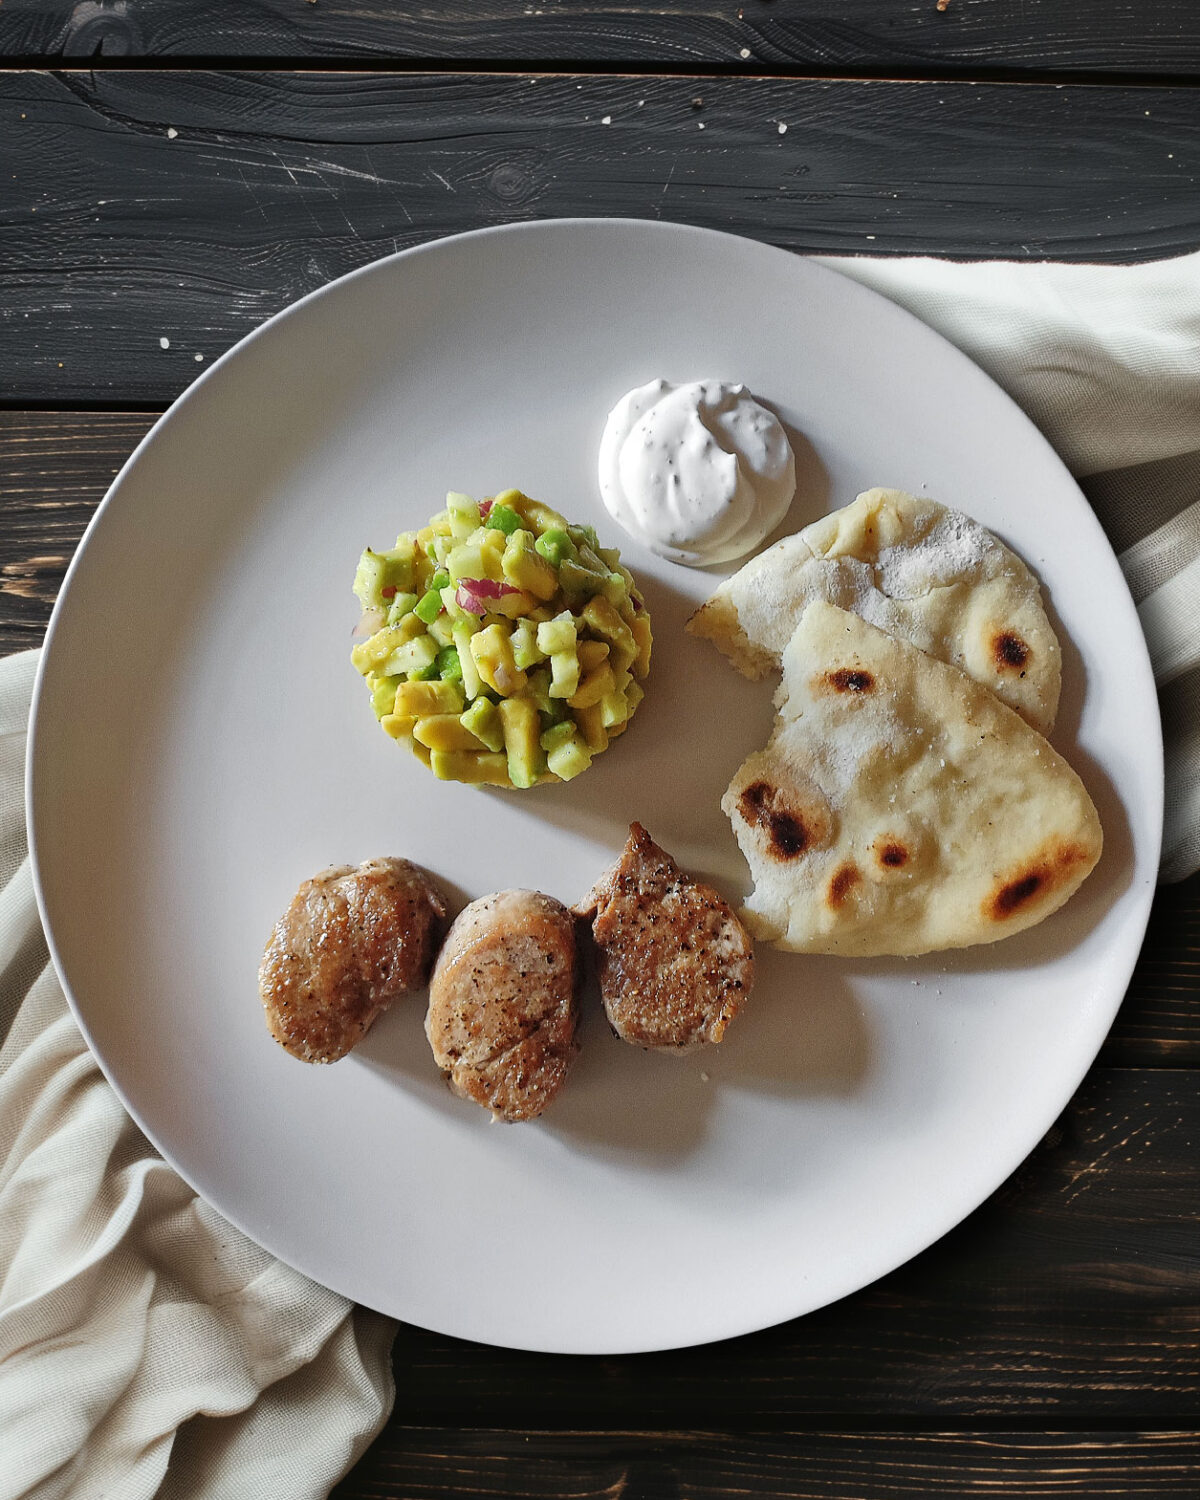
xmin=597 ymin=379 xmax=795 ymax=567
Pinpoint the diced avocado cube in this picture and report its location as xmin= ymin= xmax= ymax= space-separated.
xmin=353 ymin=549 xmax=388 ymax=609
xmin=384 ymin=633 xmax=439 ymax=678
xmin=575 ymin=702 xmax=608 ymax=754
xmin=510 ymin=619 xmax=546 ymax=670
xmin=384 ymin=590 xmax=419 ymax=626
xmin=580 ymin=593 xmax=628 ymax=642
xmin=414 ymin=588 xmax=443 ymax=625
xmin=452 ymin=620 xmax=484 ymax=699
xmin=526 ymin=668 xmax=556 ymax=717
xmin=536 ymin=614 xmax=577 ymax=655
xmin=599 ymin=688 xmax=630 ymax=729
xmin=539 ymin=720 xmax=576 ymax=754
xmin=446 ymin=491 xmax=481 ymax=538
xmin=447 ymin=542 xmax=487 ymax=583
xmin=601 ymin=571 xmax=630 ymax=606
xmin=430 ymin=749 xmax=512 ymax=786
xmin=350 ymin=624 xmax=409 ymax=674
xmin=368 ymin=672 xmax=403 ymax=720
xmin=394 ymin=679 xmax=465 ymax=718
xmin=558 ymin=558 xmax=608 ymax=599
xmin=631 ymin=615 xmax=653 ymax=678
xmin=413 ymin=713 xmax=485 ymax=752
xmin=435 ymin=643 xmax=463 ymax=681
xmin=380 ymin=712 xmax=416 ymax=740
xmin=575 ymin=542 xmax=609 ymax=577
xmin=567 ymin=522 xmax=601 ymax=551
xmin=460 ymin=697 xmax=505 ymax=753
xmin=576 ymin=638 xmax=610 ymax=673
xmin=515 ymin=496 xmax=568 ymax=534
xmin=502 ymin=537 xmax=559 ymax=600
xmin=546 ymin=735 xmax=593 ymax=782
xmin=568 ymin=663 xmax=615 ymax=710
xmin=548 ymin=648 xmax=580 ymax=700
xmin=428 ymin=613 xmax=455 ymax=648
xmin=497 ymin=697 xmax=545 ymax=789
xmin=470 ymin=622 xmax=526 ymax=696
xmin=490 ymin=588 xmax=536 ymax=620
xmin=485 ymin=503 xmax=522 ymax=535
xmin=354 ymin=539 xmax=418 ymax=608
xmin=534 ymin=526 xmax=577 ymax=568
xmin=609 ymin=634 xmax=639 ymax=675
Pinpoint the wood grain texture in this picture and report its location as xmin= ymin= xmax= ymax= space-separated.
xmin=5 ymin=0 xmax=1200 ymax=77
xmin=330 ymin=1429 xmax=1200 ymax=1500
xmin=2 ymin=409 xmax=1197 ymax=1061
xmin=3 ymin=70 xmax=1200 ymax=403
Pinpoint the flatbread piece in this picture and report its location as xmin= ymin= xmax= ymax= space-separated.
xmin=689 ymin=487 xmax=1062 ymax=734
xmin=723 ymin=602 xmax=1101 ymax=956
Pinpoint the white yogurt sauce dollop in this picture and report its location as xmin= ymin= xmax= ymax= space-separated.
xmin=597 ymin=379 xmax=796 ymax=566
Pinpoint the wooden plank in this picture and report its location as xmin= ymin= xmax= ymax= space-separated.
xmin=5 ymin=0 xmax=1200 ymax=77
xmin=2 ymin=410 xmax=1197 ymax=1062
xmin=2 ymin=70 xmax=1199 ymax=404
xmin=330 ymin=1429 xmax=1200 ymax=1500
xmin=385 ymin=1067 xmax=1199 ymax=1421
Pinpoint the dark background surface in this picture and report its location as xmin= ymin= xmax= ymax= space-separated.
xmin=1 ymin=4 xmax=1197 ymax=1496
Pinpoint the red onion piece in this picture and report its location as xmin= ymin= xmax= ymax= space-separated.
xmin=455 ymin=578 xmax=519 ymax=615
xmin=478 ymin=498 xmax=493 ymax=519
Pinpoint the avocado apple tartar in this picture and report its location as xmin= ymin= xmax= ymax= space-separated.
xmin=351 ymin=490 xmax=652 ymax=788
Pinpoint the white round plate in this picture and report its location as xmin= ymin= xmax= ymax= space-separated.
xmin=29 ymin=220 xmax=1162 ymax=1354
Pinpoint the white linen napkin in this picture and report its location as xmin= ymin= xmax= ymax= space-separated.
xmin=0 ymin=652 xmax=396 ymax=1500
xmin=817 ymin=251 xmax=1200 ymax=882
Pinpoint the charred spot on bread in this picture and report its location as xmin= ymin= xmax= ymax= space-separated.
xmin=738 ymin=780 xmax=822 ymax=860
xmin=825 ymin=667 xmax=875 ymax=694
xmin=827 ymin=862 xmax=861 ymax=909
xmin=992 ymin=631 xmax=1030 ymax=673
xmin=985 ymin=840 xmax=1093 ymax=921
xmin=874 ymin=838 xmax=909 ymax=870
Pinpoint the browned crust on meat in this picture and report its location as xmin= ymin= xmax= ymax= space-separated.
xmin=577 ymin=823 xmax=755 ymax=1051
xmin=259 ymin=858 xmax=446 ymax=1064
xmin=426 ymin=890 xmax=578 ymax=1122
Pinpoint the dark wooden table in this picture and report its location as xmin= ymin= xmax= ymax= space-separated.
xmin=2 ymin=6 xmax=1198 ymax=1497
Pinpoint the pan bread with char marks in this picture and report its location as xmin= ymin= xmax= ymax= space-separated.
xmin=723 ymin=602 xmax=1101 ymax=956
xmin=688 ymin=487 xmax=1062 ymax=735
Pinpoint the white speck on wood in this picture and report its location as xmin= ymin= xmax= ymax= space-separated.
xmin=159 ymin=336 xmax=170 ymax=349
xmin=166 ymin=127 xmax=177 ymax=139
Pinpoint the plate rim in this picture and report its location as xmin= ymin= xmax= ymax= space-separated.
xmin=26 ymin=217 xmax=1165 ymax=1352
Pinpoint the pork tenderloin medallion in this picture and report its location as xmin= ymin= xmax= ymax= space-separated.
xmin=576 ymin=823 xmax=755 ymax=1050
xmin=426 ymin=889 xmax=579 ymax=1122
xmin=259 ymin=857 xmax=446 ymax=1064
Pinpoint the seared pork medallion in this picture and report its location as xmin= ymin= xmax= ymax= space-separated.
xmin=426 ymin=890 xmax=579 ymax=1122
xmin=259 ymin=858 xmax=447 ymax=1063
xmin=576 ymin=823 xmax=755 ymax=1050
